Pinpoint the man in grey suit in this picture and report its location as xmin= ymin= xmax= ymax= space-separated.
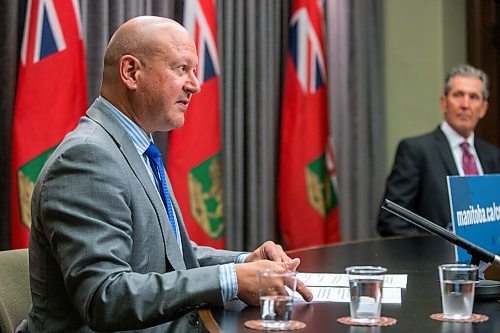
xmin=377 ymin=64 xmax=500 ymax=236
xmin=27 ymin=16 xmax=312 ymax=332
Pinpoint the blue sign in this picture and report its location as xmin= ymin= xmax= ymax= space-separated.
xmin=447 ymin=174 xmax=500 ymax=264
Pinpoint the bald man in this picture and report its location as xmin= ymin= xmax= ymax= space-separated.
xmin=27 ymin=16 xmax=311 ymax=332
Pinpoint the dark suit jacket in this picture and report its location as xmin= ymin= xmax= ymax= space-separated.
xmin=377 ymin=126 xmax=500 ymax=236
xmin=28 ymin=99 xmax=243 ymax=332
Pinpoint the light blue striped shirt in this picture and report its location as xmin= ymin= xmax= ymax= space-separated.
xmin=99 ymin=96 xmax=243 ymax=301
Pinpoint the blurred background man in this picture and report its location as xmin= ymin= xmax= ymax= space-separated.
xmin=378 ymin=64 xmax=500 ymax=236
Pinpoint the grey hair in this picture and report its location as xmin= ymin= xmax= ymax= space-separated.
xmin=444 ymin=64 xmax=489 ymax=100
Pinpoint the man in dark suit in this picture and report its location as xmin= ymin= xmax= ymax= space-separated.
xmin=27 ymin=16 xmax=312 ymax=332
xmin=377 ymin=64 xmax=500 ymax=236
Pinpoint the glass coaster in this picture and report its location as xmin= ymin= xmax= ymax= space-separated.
xmin=244 ymin=320 xmax=306 ymax=331
xmin=430 ymin=313 xmax=489 ymax=323
xmin=337 ymin=316 xmax=397 ymax=326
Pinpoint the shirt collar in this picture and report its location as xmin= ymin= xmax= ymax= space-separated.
xmin=440 ymin=121 xmax=475 ymax=149
xmin=98 ymin=96 xmax=153 ymax=155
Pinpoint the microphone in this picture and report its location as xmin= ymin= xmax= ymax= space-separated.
xmin=382 ymin=199 xmax=500 ymax=268
xmin=382 ymin=199 xmax=500 ymax=300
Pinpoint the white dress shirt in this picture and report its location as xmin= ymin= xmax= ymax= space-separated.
xmin=441 ymin=121 xmax=484 ymax=175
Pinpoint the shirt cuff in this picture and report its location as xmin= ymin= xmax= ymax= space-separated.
xmin=235 ymin=253 xmax=250 ymax=263
xmin=219 ymin=263 xmax=238 ymax=301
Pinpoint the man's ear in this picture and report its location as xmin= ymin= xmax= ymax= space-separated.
xmin=119 ymin=55 xmax=140 ymax=90
xmin=439 ymin=95 xmax=448 ymax=114
xmin=479 ymin=100 xmax=489 ymax=120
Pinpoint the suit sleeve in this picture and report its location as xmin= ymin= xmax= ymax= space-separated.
xmin=36 ymin=141 xmax=224 ymax=331
xmin=377 ymin=139 xmax=424 ymax=236
xmin=190 ymin=241 xmax=244 ymax=266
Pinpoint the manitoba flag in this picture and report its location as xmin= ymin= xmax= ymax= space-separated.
xmin=279 ymin=0 xmax=340 ymax=249
xmin=167 ymin=0 xmax=224 ymax=248
xmin=10 ymin=0 xmax=87 ymax=248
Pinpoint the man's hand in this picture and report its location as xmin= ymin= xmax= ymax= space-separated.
xmin=235 ymin=260 xmax=313 ymax=306
xmin=245 ymin=241 xmax=299 ymax=268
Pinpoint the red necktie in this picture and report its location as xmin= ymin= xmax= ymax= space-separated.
xmin=460 ymin=142 xmax=479 ymax=175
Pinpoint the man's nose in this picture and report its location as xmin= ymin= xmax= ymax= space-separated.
xmin=460 ymin=96 xmax=471 ymax=109
xmin=185 ymin=72 xmax=201 ymax=94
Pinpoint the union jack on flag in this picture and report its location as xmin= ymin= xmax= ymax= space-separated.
xmin=288 ymin=4 xmax=327 ymax=94
xmin=183 ymin=0 xmax=220 ymax=84
xmin=21 ymin=0 xmax=82 ymax=65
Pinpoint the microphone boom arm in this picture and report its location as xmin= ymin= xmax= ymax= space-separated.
xmin=382 ymin=199 xmax=500 ymax=268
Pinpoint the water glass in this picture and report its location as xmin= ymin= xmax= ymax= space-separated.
xmin=257 ymin=269 xmax=297 ymax=329
xmin=346 ymin=266 xmax=387 ymax=323
xmin=438 ymin=264 xmax=478 ymax=320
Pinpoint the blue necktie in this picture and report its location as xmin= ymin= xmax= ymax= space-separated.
xmin=144 ymin=143 xmax=178 ymax=239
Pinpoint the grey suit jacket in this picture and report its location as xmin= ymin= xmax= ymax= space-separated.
xmin=28 ymin=99 xmax=243 ymax=332
xmin=377 ymin=126 xmax=500 ymax=236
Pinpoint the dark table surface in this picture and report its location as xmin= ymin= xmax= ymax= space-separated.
xmin=210 ymin=235 xmax=500 ymax=332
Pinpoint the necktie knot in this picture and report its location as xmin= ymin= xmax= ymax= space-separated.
xmin=145 ymin=143 xmax=162 ymax=160
xmin=460 ymin=141 xmax=471 ymax=153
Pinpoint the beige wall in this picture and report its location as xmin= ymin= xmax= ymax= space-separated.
xmin=384 ymin=0 xmax=466 ymax=170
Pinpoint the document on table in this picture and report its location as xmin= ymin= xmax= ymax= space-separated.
xmin=297 ymin=272 xmax=407 ymax=288
xmin=293 ymin=272 xmax=408 ymax=304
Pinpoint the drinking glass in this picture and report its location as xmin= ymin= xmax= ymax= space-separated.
xmin=257 ymin=269 xmax=297 ymax=329
xmin=346 ymin=266 xmax=387 ymax=323
xmin=438 ymin=264 xmax=478 ymax=320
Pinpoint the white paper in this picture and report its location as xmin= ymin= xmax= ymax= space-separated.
xmin=293 ymin=272 xmax=407 ymax=304
xmin=297 ymin=273 xmax=407 ymax=289
xmin=293 ymin=287 xmax=402 ymax=304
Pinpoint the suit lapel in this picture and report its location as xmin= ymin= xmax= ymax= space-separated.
xmin=86 ymin=100 xmax=186 ymax=270
xmin=164 ymin=175 xmax=199 ymax=268
xmin=475 ymin=139 xmax=494 ymax=174
xmin=433 ymin=127 xmax=459 ymax=175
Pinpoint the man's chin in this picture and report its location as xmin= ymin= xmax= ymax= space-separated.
xmin=153 ymin=119 xmax=185 ymax=133
xmin=170 ymin=118 xmax=185 ymax=131
xmin=453 ymin=124 xmax=474 ymax=138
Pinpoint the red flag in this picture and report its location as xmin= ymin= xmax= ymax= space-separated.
xmin=10 ymin=0 xmax=87 ymax=249
xmin=167 ymin=0 xmax=224 ymax=248
xmin=279 ymin=0 xmax=340 ymax=249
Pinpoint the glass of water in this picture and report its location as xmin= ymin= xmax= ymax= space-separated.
xmin=257 ymin=269 xmax=297 ymax=329
xmin=438 ymin=264 xmax=478 ymax=320
xmin=346 ymin=266 xmax=387 ymax=323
